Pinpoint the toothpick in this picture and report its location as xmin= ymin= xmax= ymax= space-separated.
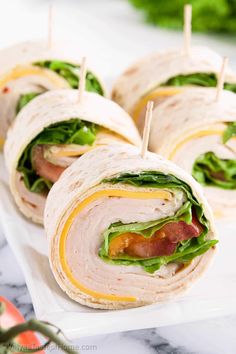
xmin=48 ymin=3 xmax=53 ymax=49
xmin=78 ymin=57 xmax=87 ymax=103
xmin=140 ymin=101 xmax=154 ymax=158
xmin=183 ymin=4 xmax=192 ymax=55
xmin=215 ymin=57 xmax=228 ymax=102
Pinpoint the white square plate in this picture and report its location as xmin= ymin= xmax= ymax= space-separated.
xmin=1 ymin=156 xmax=236 ymax=340
xmin=1 ymin=2 xmax=236 ymax=339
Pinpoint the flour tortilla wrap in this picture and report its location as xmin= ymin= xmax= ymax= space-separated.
xmin=149 ymin=87 xmax=236 ymax=219
xmin=44 ymin=143 xmax=217 ymax=310
xmin=112 ymin=46 xmax=236 ymax=131
xmin=0 ymin=40 xmax=106 ymax=144
xmin=4 ymin=90 xmax=140 ymax=224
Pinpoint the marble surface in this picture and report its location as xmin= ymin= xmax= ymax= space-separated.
xmin=1 ymin=226 xmax=236 ymax=354
xmin=1 ymin=0 xmax=236 ymax=353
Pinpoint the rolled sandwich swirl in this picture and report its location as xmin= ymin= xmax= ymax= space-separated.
xmin=45 ymin=144 xmax=217 ymax=310
xmin=4 ymin=90 xmax=140 ymax=224
xmin=149 ymin=88 xmax=236 ymax=218
xmin=0 ymin=41 xmax=105 ymax=144
xmin=112 ymin=46 xmax=236 ymax=131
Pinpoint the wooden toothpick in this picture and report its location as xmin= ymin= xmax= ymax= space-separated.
xmin=78 ymin=57 xmax=87 ymax=103
xmin=215 ymin=57 xmax=228 ymax=102
xmin=183 ymin=4 xmax=192 ymax=56
xmin=140 ymin=101 xmax=154 ymax=158
xmin=48 ymin=3 xmax=53 ymax=49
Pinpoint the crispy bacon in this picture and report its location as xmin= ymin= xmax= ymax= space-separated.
xmin=32 ymin=145 xmax=66 ymax=183
xmin=126 ymin=237 xmax=177 ymax=258
xmin=109 ymin=212 xmax=204 ymax=259
xmin=156 ymin=213 xmax=204 ymax=243
xmin=2 ymin=87 xmax=10 ymax=93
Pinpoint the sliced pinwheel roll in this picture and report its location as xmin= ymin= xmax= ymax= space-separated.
xmin=44 ymin=144 xmax=217 ymax=310
xmin=112 ymin=46 xmax=236 ymax=131
xmin=149 ymin=87 xmax=236 ymax=218
xmin=4 ymin=90 xmax=140 ymax=224
xmin=0 ymin=41 xmax=105 ymax=145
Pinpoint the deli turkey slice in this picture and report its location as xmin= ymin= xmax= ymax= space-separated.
xmin=44 ymin=143 xmax=217 ymax=310
xmin=149 ymin=87 xmax=236 ymax=219
xmin=4 ymin=90 xmax=141 ymax=224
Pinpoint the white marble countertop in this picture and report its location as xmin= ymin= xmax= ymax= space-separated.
xmin=1 ymin=228 xmax=236 ymax=354
xmin=1 ymin=0 xmax=236 ymax=353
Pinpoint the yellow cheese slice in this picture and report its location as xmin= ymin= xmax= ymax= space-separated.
xmin=0 ymin=65 xmax=69 ymax=145
xmin=50 ymin=146 xmax=94 ymax=158
xmin=168 ymin=130 xmax=224 ymax=160
xmin=0 ymin=65 xmax=67 ymax=90
xmin=0 ymin=65 xmax=68 ymax=145
xmin=132 ymin=87 xmax=183 ymax=123
xmin=0 ymin=137 xmax=4 ymax=149
xmin=46 ymin=129 xmax=127 ymax=160
xmin=59 ymin=188 xmax=172 ymax=302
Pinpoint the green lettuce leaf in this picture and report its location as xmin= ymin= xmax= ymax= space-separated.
xmin=192 ymin=151 xmax=236 ymax=189
xmin=161 ymin=73 xmax=236 ymax=93
xmin=99 ymin=171 xmax=217 ymax=273
xmin=15 ymin=61 xmax=104 ymax=114
xmin=17 ymin=119 xmax=99 ymax=194
xmin=222 ymin=122 xmax=236 ymax=143
xmin=16 ymin=92 xmax=41 ymax=114
xmin=99 ymin=238 xmax=216 ymax=273
xmin=34 ymin=60 xmax=104 ymax=95
xmin=103 ymin=201 xmax=193 ymax=243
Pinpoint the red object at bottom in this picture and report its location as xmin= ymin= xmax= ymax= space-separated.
xmin=0 ymin=296 xmax=44 ymax=354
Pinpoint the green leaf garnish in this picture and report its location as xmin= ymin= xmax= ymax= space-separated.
xmin=128 ymin=0 xmax=236 ymax=34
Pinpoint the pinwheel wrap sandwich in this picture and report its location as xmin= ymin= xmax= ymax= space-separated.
xmin=44 ymin=144 xmax=217 ymax=310
xmin=4 ymin=90 xmax=140 ymax=224
xmin=112 ymin=46 xmax=236 ymax=131
xmin=149 ymin=88 xmax=236 ymax=218
xmin=0 ymin=41 xmax=105 ymax=144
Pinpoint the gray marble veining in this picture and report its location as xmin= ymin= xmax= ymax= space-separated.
xmin=1 ymin=231 xmax=236 ymax=354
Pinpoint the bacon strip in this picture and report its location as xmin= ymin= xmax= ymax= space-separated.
xmin=109 ymin=211 xmax=204 ymax=259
